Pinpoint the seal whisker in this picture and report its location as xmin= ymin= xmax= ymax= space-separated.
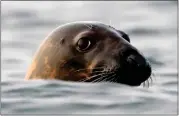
xmin=146 ymin=79 xmax=149 ymax=88
xmin=106 ymin=76 xmax=116 ymax=84
xmin=113 ymin=76 xmax=119 ymax=83
xmin=142 ymin=78 xmax=150 ymax=88
xmin=110 ymin=75 xmax=118 ymax=83
xmin=151 ymin=72 xmax=157 ymax=82
xmin=142 ymin=72 xmax=154 ymax=88
xmin=92 ymin=71 xmax=115 ymax=82
xmin=100 ymin=73 xmax=116 ymax=82
xmin=79 ymin=72 xmax=108 ymax=82
xmin=149 ymin=76 xmax=153 ymax=86
xmin=91 ymin=75 xmax=108 ymax=83
xmin=108 ymin=74 xmax=117 ymax=83
xmin=90 ymin=72 xmax=115 ymax=82
xmin=150 ymin=67 xmax=157 ymax=80
xmin=108 ymin=74 xmax=117 ymax=82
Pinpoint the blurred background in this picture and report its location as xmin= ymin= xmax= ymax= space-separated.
xmin=1 ymin=1 xmax=177 ymax=114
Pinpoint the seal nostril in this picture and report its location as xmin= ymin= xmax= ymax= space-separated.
xmin=126 ymin=55 xmax=138 ymax=65
xmin=125 ymin=52 xmax=146 ymax=68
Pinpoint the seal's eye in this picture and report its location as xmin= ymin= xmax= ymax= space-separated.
xmin=76 ymin=37 xmax=92 ymax=52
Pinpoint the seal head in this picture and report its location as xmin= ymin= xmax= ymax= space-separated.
xmin=25 ymin=21 xmax=151 ymax=86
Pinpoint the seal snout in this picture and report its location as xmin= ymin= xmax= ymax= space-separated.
xmin=118 ymin=49 xmax=152 ymax=86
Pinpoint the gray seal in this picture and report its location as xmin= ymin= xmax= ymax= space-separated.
xmin=25 ymin=21 xmax=151 ymax=86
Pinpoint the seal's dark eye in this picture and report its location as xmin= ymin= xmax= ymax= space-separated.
xmin=76 ymin=37 xmax=92 ymax=52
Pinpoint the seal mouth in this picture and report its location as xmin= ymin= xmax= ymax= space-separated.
xmin=78 ymin=62 xmax=152 ymax=87
xmin=115 ymin=63 xmax=152 ymax=86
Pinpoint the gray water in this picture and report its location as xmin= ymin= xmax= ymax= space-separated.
xmin=1 ymin=1 xmax=177 ymax=115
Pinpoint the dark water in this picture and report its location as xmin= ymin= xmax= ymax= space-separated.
xmin=1 ymin=1 xmax=177 ymax=114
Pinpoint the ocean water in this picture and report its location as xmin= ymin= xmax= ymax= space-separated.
xmin=1 ymin=1 xmax=177 ymax=115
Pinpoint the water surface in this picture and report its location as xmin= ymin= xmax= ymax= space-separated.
xmin=1 ymin=1 xmax=177 ymax=114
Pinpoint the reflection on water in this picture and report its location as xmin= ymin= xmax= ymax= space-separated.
xmin=1 ymin=1 xmax=177 ymax=114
